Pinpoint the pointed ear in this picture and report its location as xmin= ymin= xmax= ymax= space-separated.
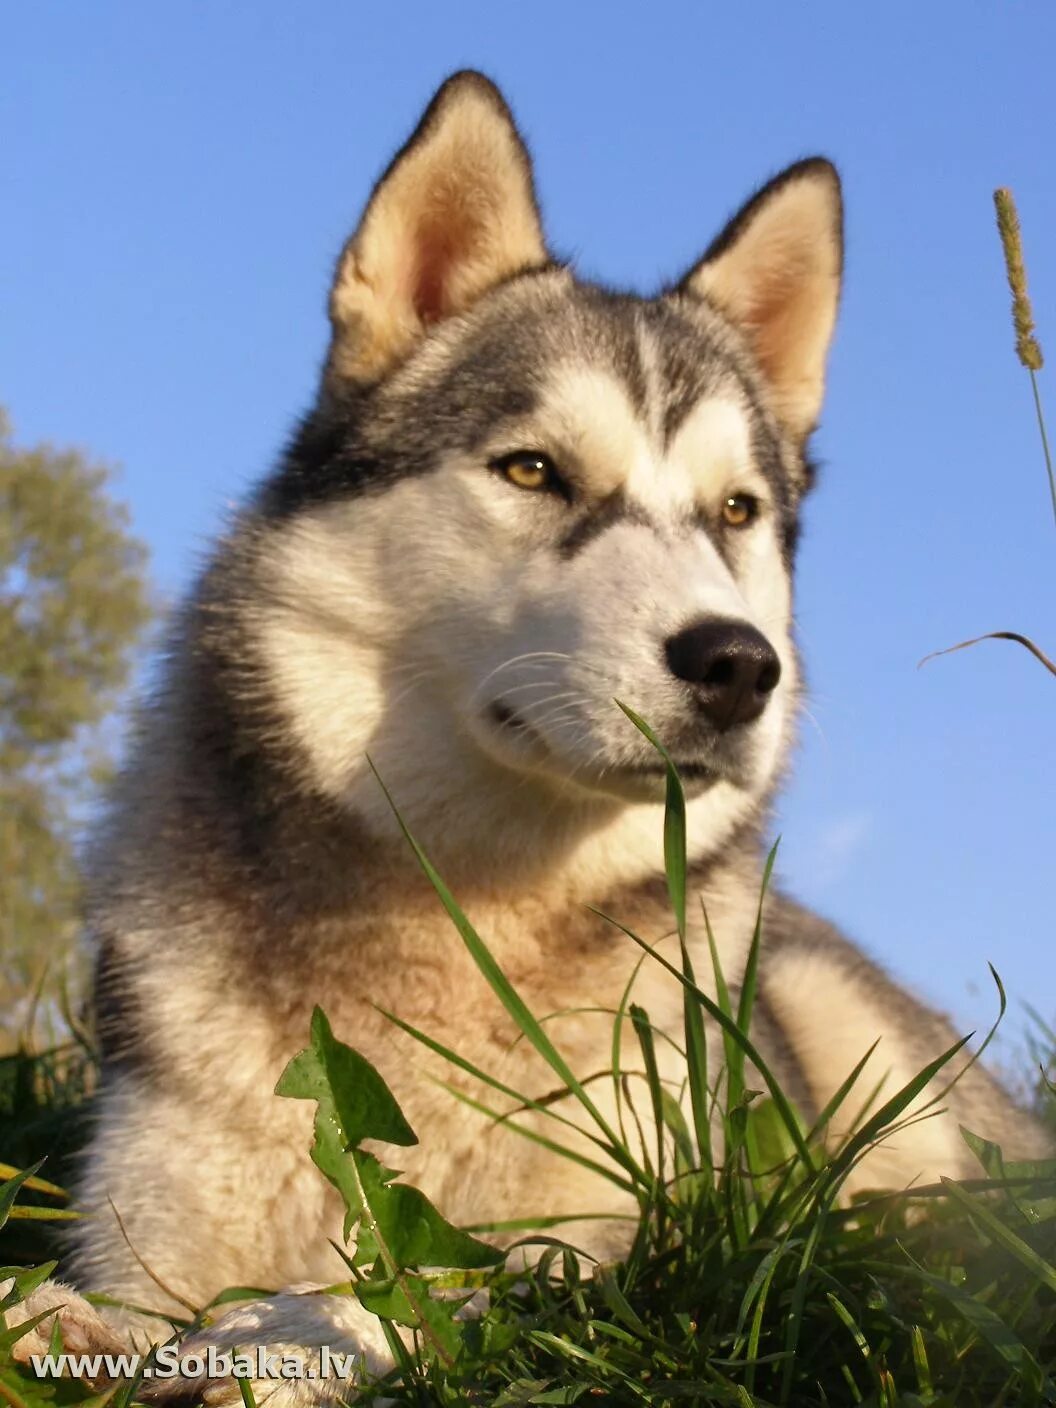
xmin=682 ymin=159 xmax=843 ymax=439
xmin=325 ymin=71 xmax=549 ymax=390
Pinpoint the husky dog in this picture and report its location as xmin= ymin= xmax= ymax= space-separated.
xmin=12 ymin=70 xmax=1048 ymax=1396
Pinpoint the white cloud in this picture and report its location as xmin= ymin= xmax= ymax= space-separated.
xmin=810 ymin=809 xmax=873 ymax=890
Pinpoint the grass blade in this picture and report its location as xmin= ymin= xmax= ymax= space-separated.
xmin=590 ymin=906 xmax=815 ymax=1175
xmin=940 ymin=1176 xmax=1056 ymax=1293
xmin=615 ymin=703 xmax=687 ymax=940
xmin=369 ymin=759 xmax=633 ymax=1168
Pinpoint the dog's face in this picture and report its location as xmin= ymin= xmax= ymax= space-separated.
xmin=247 ymin=73 xmax=841 ymax=860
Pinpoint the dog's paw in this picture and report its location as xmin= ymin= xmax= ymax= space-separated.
xmin=1 ymin=1278 xmax=128 ymax=1365
xmin=145 ymin=1290 xmax=397 ymax=1406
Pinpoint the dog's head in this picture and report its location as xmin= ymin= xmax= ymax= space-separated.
xmin=244 ymin=72 xmax=842 ymax=871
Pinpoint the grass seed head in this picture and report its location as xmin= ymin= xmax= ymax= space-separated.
xmin=994 ymin=187 xmax=1044 ymax=371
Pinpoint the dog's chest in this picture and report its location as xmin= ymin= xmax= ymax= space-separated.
xmin=182 ymin=882 xmax=683 ymax=1113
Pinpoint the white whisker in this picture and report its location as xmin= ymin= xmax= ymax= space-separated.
xmin=471 ymin=651 xmax=576 ymax=700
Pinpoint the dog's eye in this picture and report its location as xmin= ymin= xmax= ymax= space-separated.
xmin=722 ymin=493 xmax=759 ymax=529
xmin=491 ymin=451 xmax=561 ymax=494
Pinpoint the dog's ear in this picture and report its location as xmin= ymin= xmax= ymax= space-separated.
xmin=682 ymin=159 xmax=842 ymax=440
xmin=325 ymin=71 xmax=549 ymax=390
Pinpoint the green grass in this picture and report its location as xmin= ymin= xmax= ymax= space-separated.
xmin=0 ymin=1037 xmax=92 ymax=1269
xmin=2 ymin=741 xmax=1054 ymax=1407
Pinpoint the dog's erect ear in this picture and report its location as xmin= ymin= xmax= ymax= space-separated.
xmin=325 ymin=71 xmax=549 ymax=390
xmin=682 ymin=159 xmax=842 ymax=440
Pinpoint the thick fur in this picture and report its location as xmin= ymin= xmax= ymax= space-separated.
xmin=9 ymin=71 xmax=1048 ymax=1401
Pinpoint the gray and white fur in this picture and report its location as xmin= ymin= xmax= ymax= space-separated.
xmin=9 ymin=71 xmax=1048 ymax=1402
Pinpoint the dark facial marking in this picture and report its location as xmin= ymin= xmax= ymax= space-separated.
xmin=637 ymin=298 xmax=807 ymax=566
xmin=258 ymin=274 xmax=807 ymax=576
xmin=259 ymin=281 xmax=656 ymax=521
xmin=557 ymin=493 xmax=661 ymax=559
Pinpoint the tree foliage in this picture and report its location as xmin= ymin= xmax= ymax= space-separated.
xmin=0 ymin=411 xmax=151 ymax=1035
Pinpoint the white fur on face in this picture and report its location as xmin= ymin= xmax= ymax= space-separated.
xmin=253 ymin=362 xmax=796 ymax=882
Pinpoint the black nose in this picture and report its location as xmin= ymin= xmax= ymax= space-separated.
xmin=664 ymin=619 xmax=781 ymax=730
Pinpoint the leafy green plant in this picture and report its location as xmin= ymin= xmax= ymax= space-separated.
xmin=276 ymin=1006 xmax=501 ymax=1371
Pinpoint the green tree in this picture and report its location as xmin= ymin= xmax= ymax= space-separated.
xmin=0 ymin=411 xmax=151 ymax=1040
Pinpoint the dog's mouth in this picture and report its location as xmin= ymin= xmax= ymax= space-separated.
xmin=484 ymin=700 xmax=722 ymax=792
xmin=488 ymin=700 xmax=536 ymax=735
xmin=485 ymin=700 xmax=563 ymax=764
xmin=485 ymin=700 xmax=552 ymax=758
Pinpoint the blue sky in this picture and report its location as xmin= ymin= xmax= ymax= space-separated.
xmin=4 ymin=3 xmax=1053 ymax=1060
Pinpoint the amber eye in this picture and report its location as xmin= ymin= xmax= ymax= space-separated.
xmin=492 ymin=451 xmax=560 ymax=494
xmin=722 ymin=492 xmax=759 ymax=529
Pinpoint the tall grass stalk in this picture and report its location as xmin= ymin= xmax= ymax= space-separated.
xmin=994 ymin=187 xmax=1054 ymax=529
